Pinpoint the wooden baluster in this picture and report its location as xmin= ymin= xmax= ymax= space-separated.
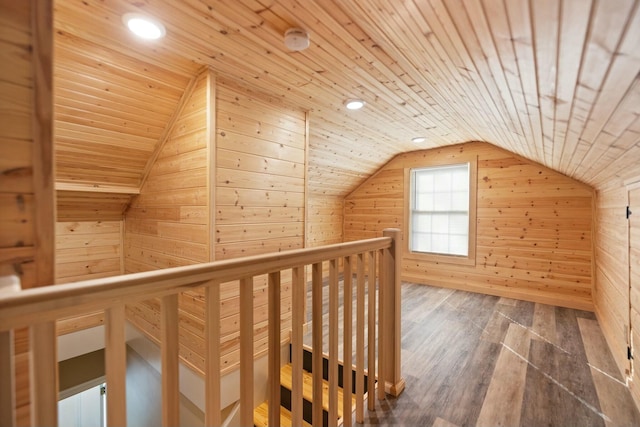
xmin=268 ymin=272 xmax=281 ymax=427
xmin=105 ymin=305 xmax=127 ymax=427
xmin=312 ymin=262 xmax=323 ymax=427
xmin=0 ymin=329 xmax=15 ymax=427
xmin=239 ymin=277 xmax=254 ymax=426
xmin=161 ymin=294 xmax=179 ymax=427
xmin=355 ymin=253 xmax=365 ymax=423
xmin=291 ymin=266 xmax=305 ymax=427
xmin=329 ymin=259 xmax=339 ymax=426
xmin=205 ymin=282 xmax=221 ymax=426
xmin=377 ymin=249 xmax=385 ymax=401
xmin=342 ymin=256 xmax=353 ymax=427
xmin=30 ymin=322 xmax=57 ymax=427
xmin=367 ymin=251 xmax=376 ymax=410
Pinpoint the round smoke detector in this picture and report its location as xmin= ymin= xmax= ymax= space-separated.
xmin=284 ymin=27 xmax=310 ymax=51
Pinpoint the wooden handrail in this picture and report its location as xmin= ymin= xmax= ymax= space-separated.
xmin=1 ymin=230 xmax=404 ymax=427
xmin=0 ymin=237 xmax=390 ymax=332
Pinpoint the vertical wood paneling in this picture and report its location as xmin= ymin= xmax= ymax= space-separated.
xmin=345 ymin=142 xmax=594 ymax=310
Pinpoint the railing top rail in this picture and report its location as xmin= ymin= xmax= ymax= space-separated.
xmin=0 ymin=236 xmax=391 ymax=331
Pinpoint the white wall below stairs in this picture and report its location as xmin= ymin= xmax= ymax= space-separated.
xmin=58 ymin=322 xmax=290 ymax=426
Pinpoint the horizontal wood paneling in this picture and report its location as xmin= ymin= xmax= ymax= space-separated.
xmin=212 ymin=80 xmax=306 ymax=371
xmin=122 ymin=75 xmax=306 ymax=375
xmin=1 ymin=1 xmax=56 ymax=424
xmin=593 ymin=186 xmax=630 ymax=378
xmin=55 ymin=220 xmax=123 ymax=335
xmin=215 ymin=81 xmax=306 ymax=260
xmin=1 ymin=2 xmax=34 ymax=424
xmin=345 ymin=142 xmax=594 ymax=310
xmin=56 ymin=191 xmax=132 ymax=221
xmin=628 ymin=186 xmax=640 ymax=405
xmin=50 ymin=0 xmax=640 ymax=198
xmin=124 ymin=70 xmax=210 ymax=374
xmin=53 ymin=0 xmax=197 ymax=188
xmin=55 ymin=221 xmax=123 ymax=283
xmin=307 ymin=195 xmax=344 ymax=248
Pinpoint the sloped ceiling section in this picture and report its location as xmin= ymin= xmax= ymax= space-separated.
xmin=53 ymin=0 xmax=640 ymax=198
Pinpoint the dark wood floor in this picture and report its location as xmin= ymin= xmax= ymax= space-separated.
xmin=307 ymin=282 xmax=640 ymax=426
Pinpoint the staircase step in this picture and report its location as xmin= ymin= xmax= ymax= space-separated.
xmin=280 ymin=363 xmax=356 ymax=419
xmin=253 ymin=401 xmax=311 ymax=427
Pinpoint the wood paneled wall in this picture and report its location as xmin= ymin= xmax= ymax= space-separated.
xmin=54 ymin=221 xmax=122 ymax=335
xmin=56 ymin=221 xmax=123 ymax=283
xmin=306 ymin=195 xmax=343 ymax=247
xmin=123 ymin=73 xmax=307 ymax=375
xmin=214 ymin=78 xmax=306 ymax=370
xmin=215 ymin=79 xmax=306 ymax=259
xmin=124 ymin=70 xmax=210 ymax=272
xmin=0 ymin=1 xmax=55 ymax=424
xmin=124 ymin=70 xmax=210 ymax=373
xmin=345 ymin=142 xmax=594 ymax=310
xmin=593 ymin=187 xmax=630 ymax=377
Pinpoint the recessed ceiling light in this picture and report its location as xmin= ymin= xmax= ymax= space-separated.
xmin=345 ymin=99 xmax=365 ymax=110
xmin=412 ymin=137 xmax=426 ymax=143
xmin=123 ymin=13 xmax=166 ymax=40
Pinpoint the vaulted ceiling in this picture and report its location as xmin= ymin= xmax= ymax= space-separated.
xmin=54 ymin=0 xmax=640 ymax=199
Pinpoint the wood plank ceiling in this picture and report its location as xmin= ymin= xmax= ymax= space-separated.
xmin=53 ymin=0 xmax=640 ymax=198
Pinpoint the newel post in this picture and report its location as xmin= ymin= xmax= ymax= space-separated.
xmin=382 ymin=228 xmax=405 ymax=396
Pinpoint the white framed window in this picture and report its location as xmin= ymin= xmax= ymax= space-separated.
xmin=406 ymin=158 xmax=476 ymax=265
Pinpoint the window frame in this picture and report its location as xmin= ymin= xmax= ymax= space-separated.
xmin=404 ymin=155 xmax=477 ymax=266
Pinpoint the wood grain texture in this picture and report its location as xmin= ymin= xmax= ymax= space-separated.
xmin=351 ymin=282 xmax=640 ymax=427
xmin=0 ymin=0 xmax=55 ymax=423
xmin=345 ymin=142 xmax=594 ymax=310
xmin=628 ymin=186 xmax=640 ymax=408
xmin=45 ymin=0 xmax=640 ymax=202
xmin=593 ymin=186 xmax=630 ymax=379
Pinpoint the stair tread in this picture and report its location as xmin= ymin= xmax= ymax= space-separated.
xmin=253 ymin=401 xmax=312 ymax=427
xmin=280 ymin=363 xmax=356 ymax=419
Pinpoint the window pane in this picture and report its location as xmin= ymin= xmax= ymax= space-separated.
xmin=412 ymin=213 xmax=432 ymax=232
xmin=451 ymin=190 xmax=468 ymax=211
xmin=432 ymin=214 xmax=449 ymax=231
xmin=449 ymin=235 xmax=468 ymax=256
xmin=410 ymin=162 xmax=470 ymax=257
xmin=449 ymin=214 xmax=468 ymax=234
xmin=433 ymin=192 xmax=451 ymax=211
xmin=415 ymin=192 xmax=434 ymax=211
xmin=431 ymin=233 xmax=449 ymax=253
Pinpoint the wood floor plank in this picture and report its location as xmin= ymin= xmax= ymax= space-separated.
xmin=304 ymin=282 xmax=640 ymax=426
xmin=578 ymin=318 xmax=640 ymax=427
xmin=476 ymin=323 xmax=531 ymax=427
xmin=532 ymin=303 xmax=557 ymax=344
xmin=432 ymin=417 xmax=459 ymax=427
xmin=521 ymin=339 xmax=605 ymax=427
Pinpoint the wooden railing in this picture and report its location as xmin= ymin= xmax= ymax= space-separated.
xmin=0 ymin=228 xmax=404 ymax=427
